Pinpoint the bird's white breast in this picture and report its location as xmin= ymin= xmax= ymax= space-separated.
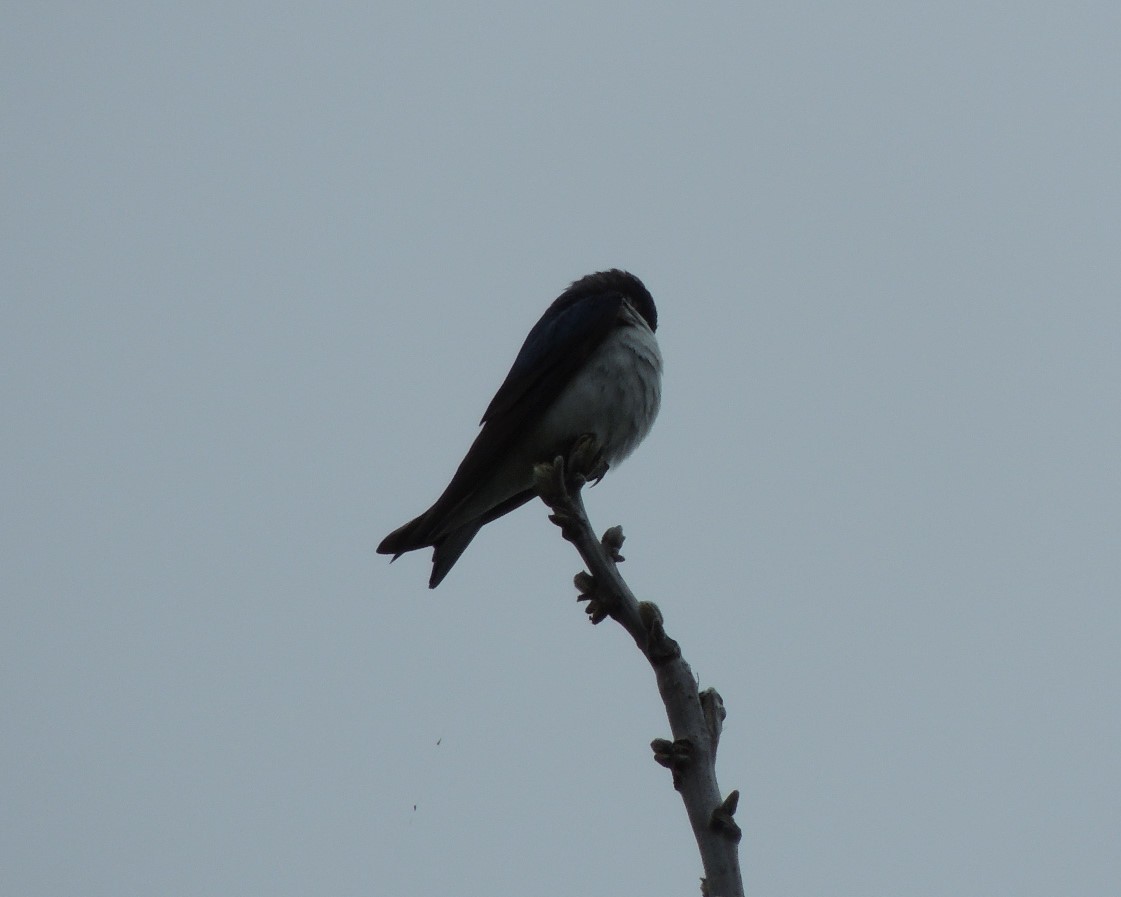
xmin=535 ymin=303 xmax=663 ymax=465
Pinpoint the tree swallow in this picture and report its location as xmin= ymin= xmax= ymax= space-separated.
xmin=378 ymin=269 xmax=662 ymax=587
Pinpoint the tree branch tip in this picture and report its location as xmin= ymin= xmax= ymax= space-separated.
xmin=576 ymin=591 xmax=609 ymax=624
xmin=650 ymin=737 xmax=674 ymax=766
xmin=573 ymin=570 xmax=595 ymax=594
xmin=700 ymin=688 xmax=727 ymax=752
xmin=602 ymin=524 xmax=625 ymax=549
xmin=709 ymin=790 xmax=743 ymax=843
xmin=651 ymin=737 xmax=693 ymax=789
xmin=699 ymin=687 xmax=725 ymax=715
xmin=585 ymin=603 xmax=609 ymax=625
xmin=599 ymin=525 xmax=626 ymax=561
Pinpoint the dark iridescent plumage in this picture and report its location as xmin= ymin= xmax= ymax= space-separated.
xmin=379 ymin=270 xmax=661 ymax=587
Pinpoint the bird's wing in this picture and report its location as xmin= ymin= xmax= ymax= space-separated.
xmin=481 ymin=291 xmax=621 ymax=423
xmin=414 ymin=291 xmax=623 ymax=537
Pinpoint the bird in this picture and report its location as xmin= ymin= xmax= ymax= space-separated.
xmin=378 ymin=269 xmax=662 ymax=588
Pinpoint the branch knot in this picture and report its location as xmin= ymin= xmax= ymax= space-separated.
xmin=709 ymin=790 xmax=743 ymax=843
xmin=651 ymin=737 xmax=694 ymax=789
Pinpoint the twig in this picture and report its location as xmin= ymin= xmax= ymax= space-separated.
xmin=533 ymin=448 xmax=745 ymax=897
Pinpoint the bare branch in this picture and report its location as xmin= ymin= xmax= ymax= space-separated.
xmin=534 ymin=449 xmax=744 ymax=897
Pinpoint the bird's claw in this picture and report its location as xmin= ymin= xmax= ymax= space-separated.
xmin=567 ymin=434 xmax=609 ymax=485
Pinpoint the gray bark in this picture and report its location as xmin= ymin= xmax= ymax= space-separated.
xmin=534 ymin=453 xmax=744 ymax=897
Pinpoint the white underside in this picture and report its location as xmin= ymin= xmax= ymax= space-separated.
xmin=441 ymin=303 xmax=662 ymax=533
xmin=533 ymin=303 xmax=662 ymax=466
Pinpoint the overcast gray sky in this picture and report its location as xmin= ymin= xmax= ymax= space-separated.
xmin=3 ymin=3 xmax=1119 ymax=895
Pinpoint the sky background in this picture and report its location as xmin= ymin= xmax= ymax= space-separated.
xmin=3 ymin=3 xmax=1119 ymax=896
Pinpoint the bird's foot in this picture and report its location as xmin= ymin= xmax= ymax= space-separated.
xmin=568 ymin=433 xmax=609 ymax=485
